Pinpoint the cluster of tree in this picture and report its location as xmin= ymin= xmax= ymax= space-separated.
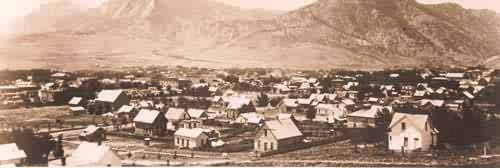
xmin=176 ymin=97 xmax=212 ymax=109
xmin=11 ymin=128 xmax=59 ymax=166
xmin=183 ymin=86 xmax=210 ymax=97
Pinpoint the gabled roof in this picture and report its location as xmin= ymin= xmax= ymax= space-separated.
xmin=341 ymin=99 xmax=355 ymax=106
xmin=69 ymin=97 xmax=83 ymax=105
xmin=66 ymin=142 xmax=120 ymax=166
xmin=264 ymin=119 xmax=302 ymax=140
xmin=166 ymin=108 xmax=189 ymax=121
xmin=348 ymin=105 xmax=385 ymax=119
xmin=297 ymin=98 xmax=313 ymax=105
xmin=445 ymin=73 xmax=465 ymax=78
xmin=70 ymin=106 xmax=86 ymax=112
xmin=316 ymin=103 xmax=336 ymax=111
xmin=117 ymin=105 xmax=134 ymax=113
xmin=227 ymin=96 xmax=251 ymax=110
xmin=239 ymin=112 xmax=264 ymax=124
xmin=282 ymin=99 xmax=298 ymax=107
xmin=174 ymin=128 xmax=207 ymax=138
xmin=133 ymin=109 xmax=162 ymax=124
xmin=463 ymin=91 xmax=475 ymax=99
xmin=389 ymin=113 xmax=435 ymax=133
xmin=187 ymin=109 xmax=207 ymax=119
xmin=96 ymin=90 xmax=124 ymax=103
xmin=0 ymin=143 xmax=26 ymax=161
xmin=420 ymin=99 xmax=445 ymax=107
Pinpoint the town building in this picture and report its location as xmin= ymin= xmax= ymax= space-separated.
xmin=388 ymin=113 xmax=439 ymax=152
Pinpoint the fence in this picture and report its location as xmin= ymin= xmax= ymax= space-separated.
xmin=258 ymin=135 xmax=348 ymax=157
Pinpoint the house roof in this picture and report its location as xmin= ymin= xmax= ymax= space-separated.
xmin=174 ymin=128 xmax=206 ymax=138
xmin=166 ymin=108 xmax=189 ymax=121
xmin=348 ymin=105 xmax=385 ymax=119
xmin=414 ymin=90 xmax=426 ymax=97
xmin=420 ymin=99 xmax=445 ymax=107
xmin=341 ymin=99 xmax=355 ymax=106
xmin=264 ymin=119 xmax=303 ymax=140
xmin=187 ymin=109 xmax=207 ymax=119
xmin=133 ymin=109 xmax=161 ymax=124
xmin=239 ymin=112 xmax=264 ymax=124
xmin=69 ymin=97 xmax=83 ymax=105
xmin=80 ymin=125 xmax=102 ymax=137
xmin=117 ymin=105 xmax=134 ymax=113
xmin=282 ymin=99 xmax=298 ymax=107
xmin=227 ymin=97 xmax=251 ymax=110
xmin=316 ymin=104 xmax=336 ymax=111
xmin=278 ymin=113 xmax=294 ymax=120
xmin=389 ymin=113 xmax=434 ymax=133
xmin=0 ymin=143 xmax=26 ymax=161
xmin=463 ymin=91 xmax=475 ymax=99
xmin=445 ymin=73 xmax=465 ymax=78
xmin=96 ymin=90 xmax=124 ymax=103
xmin=70 ymin=106 xmax=86 ymax=112
xmin=66 ymin=142 xmax=120 ymax=166
xmin=297 ymin=98 xmax=313 ymax=105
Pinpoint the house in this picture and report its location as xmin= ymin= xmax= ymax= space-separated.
xmin=315 ymin=104 xmax=346 ymax=123
xmin=187 ymin=109 xmax=209 ymax=120
xmin=62 ymin=142 xmax=121 ymax=167
xmin=279 ymin=99 xmax=298 ymax=113
xmin=346 ymin=105 xmax=387 ymax=128
xmin=254 ymin=119 xmax=303 ymax=153
xmin=0 ymin=143 xmax=26 ymax=166
xmin=225 ymin=96 xmax=253 ymax=119
xmin=69 ymin=106 xmax=87 ymax=116
xmin=235 ymin=112 xmax=264 ymax=126
xmin=133 ymin=109 xmax=167 ymax=136
xmin=68 ymin=97 xmax=84 ymax=107
xmin=174 ymin=128 xmax=209 ymax=149
xmin=388 ymin=113 xmax=438 ymax=152
xmin=79 ymin=125 xmax=105 ymax=142
xmin=94 ymin=90 xmax=130 ymax=114
xmin=116 ymin=105 xmax=137 ymax=119
xmin=165 ymin=108 xmax=191 ymax=131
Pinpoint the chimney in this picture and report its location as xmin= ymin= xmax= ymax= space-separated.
xmin=61 ymin=156 xmax=66 ymax=166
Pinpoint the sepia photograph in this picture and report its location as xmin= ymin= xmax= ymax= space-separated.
xmin=0 ymin=0 xmax=500 ymax=167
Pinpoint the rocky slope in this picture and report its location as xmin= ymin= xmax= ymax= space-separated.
xmin=4 ymin=0 xmax=500 ymax=70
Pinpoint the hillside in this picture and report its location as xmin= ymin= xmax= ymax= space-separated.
xmin=3 ymin=0 xmax=500 ymax=70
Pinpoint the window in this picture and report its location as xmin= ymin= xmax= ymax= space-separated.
xmin=187 ymin=140 xmax=190 ymax=147
xmin=402 ymin=122 xmax=406 ymax=131
xmin=404 ymin=137 xmax=408 ymax=147
xmin=270 ymin=142 xmax=274 ymax=150
xmin=425 ymin=122 xmax=428 ymax=131
xmin=181 ymin=139 xmax=185 ymax=146
xmin=264 ymin=129 xmax=268 ymax=136
xmin=264 ymin=142 xmax=268 ymax=151
xmin=257 ymin=140 xmax=261 ymax=149
xmin=389 ymin=136 xmax=392 ymax=141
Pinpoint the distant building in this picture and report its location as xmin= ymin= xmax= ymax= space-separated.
xmin=388 ymin=113 xmax=438 ymax=152
xmin=346 ymin=105 xmax=388 ymax=128
xmin=165 ymin=108 xmax=191 ymax=131
xmin=94 ymin=90 xmax=130 ymax=114
xmin=174 ymin=128 xmax=209 ymax=149
xmin=59 ymin=142 xmax=121 ymax=167
xmin=0 ymin=143 xmax=26 ymax=166
xmin=133 ymin=109 xmax=167 ymax=136
xmin=254 ymin=119 xmax=303 ymax=153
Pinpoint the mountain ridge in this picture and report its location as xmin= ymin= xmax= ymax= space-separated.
xmin=3 ymin=0 xmax=500 ymax=70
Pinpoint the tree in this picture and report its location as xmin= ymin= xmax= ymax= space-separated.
xmin=375 ymin=108 xmax=392 ymax=129
xmin=256 ymin=92 xmax=270 ymax=107
xmin=270 ymin=97 xmax=283 ymax=107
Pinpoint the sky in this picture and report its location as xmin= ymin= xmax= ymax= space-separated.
xmin=0 ymin=0 xmax=499 ymax=33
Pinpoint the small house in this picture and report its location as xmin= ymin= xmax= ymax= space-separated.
xmin=165 ymin=108 xmax=191 ymax=131
xmin=94 ymin=90 xmax=130 ymax=114
xmin=254 ymin=119 xmax=303 ymax=153
xmin=388 ymin=113 xmax=438 ymax=152
xmin=174 ymin=128 xmax=209 ymax=149
xmin=133 ymin=109 xmax=167 ymax=136
xmin=79 ymin=125 xmax=106 ymax=142
xmin=346 ymin=105 xmax=387 ymax=128
xmin=63 ymin=142 xmax=121 ymax=167
xmin=0 ymin=143 xmax=26 ymax=166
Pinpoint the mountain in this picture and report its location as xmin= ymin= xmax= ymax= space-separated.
xmin=3 ymin=0 xmax=500 ymax=70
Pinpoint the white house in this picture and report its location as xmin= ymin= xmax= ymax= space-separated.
xmin=0 ymin=143 xmax=26 ymax=166
xmin=57 ymin=142 xmax=121 ymax=167
xmin=254 ymin=119 xmax=303 ymax=153
xmin=174 ymin=128 xmax=209 ymax=149
xmin=388 ymin=113 xmax=439 ymax=152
